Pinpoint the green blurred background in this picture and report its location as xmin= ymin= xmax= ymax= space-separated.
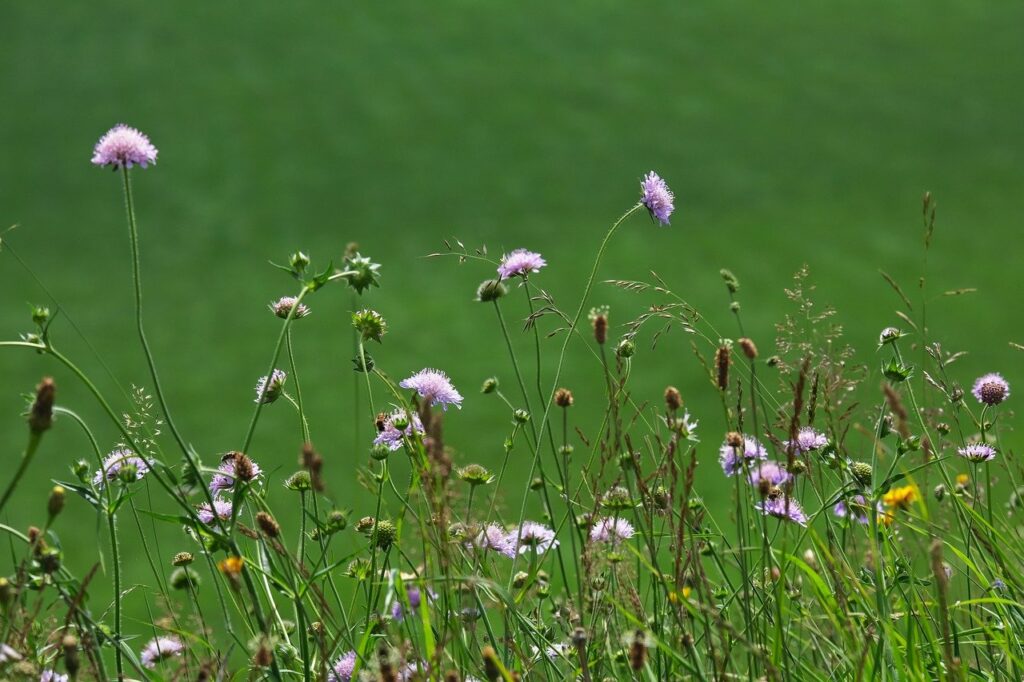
xmin=2 ymin=0 xmax=1022 ymax=636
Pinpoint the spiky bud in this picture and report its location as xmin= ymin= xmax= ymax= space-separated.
xmin=513 ymin=409 xmax=530 ymax=424
xmin=849 ymin=461 xmax=873 ymax=487
xmin=327 ymin=510 xmax=348 ymax=532
xmin=28 ymin=377 xmax=55 ymax=434
xmin=341 ymin=253 xmax=382 ymax=294
xmin=616 ymin=337 xmax=635 ymax=358
xmin=481 ymin=377 xmax=499 ymax=394
xmin=601 ymin=486 xmax=633 ymax=511
xmin=458 ymin=464 xmax=493 ymax=487
xmin=372 ymin=520 xmax=397 ymax=550
xmin=284 ymin=470 xmax=312 ymax=491
xmin=664 ymin=386 xmax=682 ymax=411
xmin=476 ymin=279 xmax=507 ymax=302
xmin=352 ymin=309 xmax=387 ymax=343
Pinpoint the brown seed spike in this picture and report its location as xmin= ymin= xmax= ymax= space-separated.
xmin=29 ymin=377 xmax=55 ymax=434
xmin=738 ymin=337 xmax=758 ymax=360
xmin=714 ymin=345 xmax=730 ymax=391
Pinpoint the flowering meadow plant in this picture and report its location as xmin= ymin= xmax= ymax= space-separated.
xmin=0 ymin=126 xmax=1022 ymax=682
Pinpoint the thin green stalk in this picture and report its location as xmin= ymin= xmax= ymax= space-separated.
xmin=0 ymin=432 xmax=42 ymax=515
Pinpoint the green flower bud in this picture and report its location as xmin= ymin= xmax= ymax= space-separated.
xmin=476 ymin=279 xmax=507 ymax=302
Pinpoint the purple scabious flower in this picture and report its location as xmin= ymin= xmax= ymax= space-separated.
xmin=92 ymin=124 xmax=158 ymax=169
xmin=471 ymin=524 xmax=517 ymax=558
xmin=140 ymin=636 xmax=184 ymax=669
xmin=497 ymin=249 xmax=546 ymax=280
xmin=992 ymin=578 xmax=1007 ymax=592
xmin=391 ymin=584 xmax=435 ymax=621
xmin=400 ymin=368 xmax=463 ymax=410
xmin=269 ymin=296 xmax=310 ymax=320
xmin=958 ymin=443 xmax=997 ymax=463
xmin=834 ymin=495 xmax=870 ymax=525
xmin=373 ymin=409 xmax=425 ymax=451
xmin=512 ymin=521 xmax=559 ymax=555
xmin=589 ymin=517 xmax=635 ymax=544
xmin=640 ymin=171 xmax=674 ymax=225
xmin=328 ymin=651 xmax=357 ymax=682
xmin=0 ymin=644 xmax=21 ymax=663
xmin=93 ymin=448 xmax=150 ymax=487
xmin=197 ymin=499 xmax=233 ymax=524
xmin=255 ymin=369 xmax=287 ymax=404
xmin=747 ymin=461 xmax=791 ymax=488
xmin=209 ymin=453 xmax=263 ymax=494
xmin=719 ymin=436 xmax=768 ymax=476
xmin=41 ymin=670 xmax=69 ymax=682
xmin=787 ymin=427 xmax=828 ymax=453
xmin=972 ymin=373 xmax=1010 ymax=406
xmin=755 ymin=496 xmax=808 ymax=526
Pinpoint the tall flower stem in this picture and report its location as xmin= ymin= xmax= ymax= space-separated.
xmin=120 ymin=168 xmax=189 ymax=458
xmin=107 ymin=502 xmax=124 ymax=680
xmin=0 ymin=432 xmax=42 ymax=515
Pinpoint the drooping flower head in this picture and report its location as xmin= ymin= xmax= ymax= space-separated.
xmin=719 ymin=435 xmax=768 ymax=476
xmin=497 ymin=249 xmax=546 ymax=280
xmin=93 ymin=448 xmax=150 ymax=487
xmin=471 ymin=524 xmax=517 ymax=558
xmin=210 ymin=452 xmax=262 ymax=493
xmin=755 ymin=495 xmax=808 ymax=526
xmin=374 ymin=409 xmax=425 ymax=451
xmin=640 ymin=171 xmax=674 ymax=225
xmin=269 ymin=296 xmax=310 ymax=320
xmin=400 ymin=368 xmax=463 ymax=410
xmin=972 ymin=373 xmax=1010 ymax=406
xmin=140 ymin=636 xmax=184 ymax=669
xmin=91 ymin=124 xmax=158 ymax=169
xmin=255 ymin=369 xmax=287 ymax=404
xmin=328 ymin=651 xmax=357 ymax=682
xmin=747 ymin=461 xmax=791 ymax=488
xmin=197 ymin=499 xmax=233 ymax=524
xmin=589 ymin=517 xmax=635 ymax=544
xmin=512 ymin=521 xmax=559 ymax=555
xmin=958 ymin=443 xmax=997 ymax=463
xmin=787 ymin=427 xmax=828 ymax=453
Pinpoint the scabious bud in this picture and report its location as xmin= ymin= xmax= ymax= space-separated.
xmin=512 ymin=409 xmax=530 ymax=425
xmin=28 ymin=377 xmax=55 ymax=434
xmin=327 ymin=510 xmax=348 ymax=532
xmin=849 ymin=461 xmax=873 ymax=487
xmin=341 ymin=253 xmax=382 ymax=294
xmin=256 ymin=511 xmax=281 ymax=538
xmin=284 ymin=471 xmax=312 ymax=491
xmin=589 ymin=306 xmax=609 ymax=345
xmin=664 ymin=386 xmax=682 ymax=411
xmin=458 ymin=464 xmax=493 ymax=486
xmin=352 ymin=309 xmax=387 ymax=343
xmin=601 ymin=486 xmax=633 ymax=511
xmin=879 ymin=327 xmax=902 ymax=346
xmin=47 ymin=486 xmax=65 ymax=518
xmin=355 ymin=516 xmax=375 ymax=534
xmin=475 ymin=279 xmax=507 ymax=302
xmin=270 ymin=296 xmax=310 ymax=320
xmin=372 ymin=520 xmax=397 ymax=550
xmin=481 ymin=377 xmax=499 ymax=394
xmin=255 ymin=369 xmax=287 ymax=404
xmin=289 ymin=251 xmax=311 ymax=273
xmin=616 ymin=338 xmax=636 ymax=358
xmin=173 ymin=551 xmax=194 ymax=566
xmin=738 ymin=338 xmax=758 ymax=360
xmin=170 ymin=567 xmax=200 ymax=590
xmin=555 ymin=388 xmax=574 ymax=408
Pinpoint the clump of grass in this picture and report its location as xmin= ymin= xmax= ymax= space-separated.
xmin=0 ymin=128 xmax=1020 ymax=681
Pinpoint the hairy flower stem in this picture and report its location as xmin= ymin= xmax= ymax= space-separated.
xmin=120 ymin=168 xmax=189 ymax=458
xmin=0 ymin=432 xmax=41 ymax=515
xmin=107 ymin=506 xmax=124 ymax=680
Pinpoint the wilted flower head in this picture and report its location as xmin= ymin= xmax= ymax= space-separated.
xmin=373 ymin=409 xmax=425 ymax=451
xmin=140 ymin=636 xmax=184 ymax=669
xmin=640 ymin=171 xmax=674 ymax=225
xmin=92 ymin=124 xmax=158 ymax=169
xmin=471 ymin=524 xmax=517 ymax=558
xmin=589 ymin=517 xmax=635 ymax=544
xmin=197 ymin=499 xmax=233 ymax=524
xmin=787 ymin=427 xmax=828 ymax=453
xmin=747 ymin=461 xmax=791 ymax=488
xmin=400 ymin=368 xmax=463 ymax=410
xmin=512 ymin=521 xmax=559 ymax=555
xmin=719 ymin=436 xmax=768 ymax=476
xmin=93 ymin=448 xmax=150 ymax=487
xmin=270 ymin=296 xmax=310 ymax=320
xmin=972 ymin=373 xmax=1010 ymax=406
xmin=255 ymin=369 xmax=287 ymax=404
xmin=958 ymin=443 xmax=997 ymax=463
xmin=755 ymin=495 xmax=808 ymax=526
xmin=328 ymin=651 xmax=357 ymax=682
xmin=497 ymin=249 xmax=546 ymax=280
xmin=210 ymin=452 xmax=262 ymax=493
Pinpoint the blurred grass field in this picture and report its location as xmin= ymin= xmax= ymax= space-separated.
xmin=2 ymin=0 xmax=1023 ymax=625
